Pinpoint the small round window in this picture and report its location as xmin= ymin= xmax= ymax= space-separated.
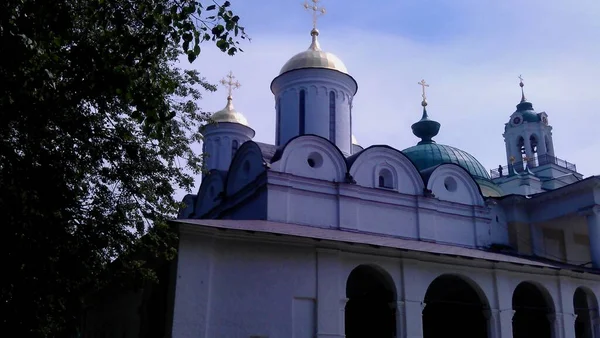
xmin=444 ymin=176 xmax=457 ymax=192
xmin=307 ymin=152 xmax=323 ymax=168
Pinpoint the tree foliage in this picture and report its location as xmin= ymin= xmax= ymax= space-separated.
xmin=0 ymin=0 xmax=247 ymax=336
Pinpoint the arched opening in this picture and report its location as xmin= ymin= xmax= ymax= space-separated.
xmin=422 ymin=274 xmax=489 ymax=338
xmin=345 ymin=264 xmax=396 ymax=338
xmin=574 ymin=287 xmax=599 ymax=338
xmin=516 ymin=136 xmax=526 ymax=171
xmin=378 ymin=168 xmax=393 ymax=189
xmin=529 ymin=135 xmax=538 ymax=167
xmin=512 ymin=281 xmax=554 ymax=338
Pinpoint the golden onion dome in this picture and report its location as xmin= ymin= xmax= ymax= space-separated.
xmin=279 ymin=29 xmax=348 ymax=75
xmin=210 ymin=96 xmax=249 ymax=127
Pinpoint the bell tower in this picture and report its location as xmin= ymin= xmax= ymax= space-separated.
xmin=503 ymin=76 xmax=555 ymax=171
xmin=494 ymin=76 xmax=581 ymax=194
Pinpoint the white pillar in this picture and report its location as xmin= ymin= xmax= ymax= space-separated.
xmin=548 ymin=313 xmax=563 ymax=338
xmin=487 ymin=309 xmax=503 ymax=338
xmin=403 ymin=300 xmax=424 ymax=338
xmin=580 ymin=206 xmax=600 ymax=268
xmin=339 ymin=298 xmax=349 ymax=338
xmin=562 ymin=313 xmax=577 ymax=338
xmin=493 ymin=270 xmax=515 ymax=338
xmin=396 ymin=301 xmax=406 ymax=338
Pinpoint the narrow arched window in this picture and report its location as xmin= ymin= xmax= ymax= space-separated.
xmin=378 ymin=175 xmax=385 ymax=188
xmin=378 ymin=168 xmax=393 ymax=189
xmin=299 ymin=89 xmax=306 ymax=135
xmin=329 ymin=91 xmax=336 ymax=142
xmin=276 ymin=97 xmax=281 ymax=145
xmin=231 ymin=140 xmax=239 ymax=159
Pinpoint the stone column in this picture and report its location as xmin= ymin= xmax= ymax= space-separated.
xmin=337 ymin=298 xmax=348 ymax=337
xmin=561 ymin=313 xmax=577 ymax=338
xmin=548 ymin=313 xmax=565 ymax=338
xmin=403 ymin=301 xmax=424 ymax=338
xmin=580 ymin=206 xmax=600 ymax=268
xmin=485 ymin=309 xmax=502 ymax=338
xmin=395 ymin=301 xmax=406 ymax=338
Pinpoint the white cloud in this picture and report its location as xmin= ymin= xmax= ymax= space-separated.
xmin=182 ymin=0 xmax=600 ymax=197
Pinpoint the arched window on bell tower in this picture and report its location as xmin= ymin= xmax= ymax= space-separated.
xmin=299 ymin=89 xmax=306 ymax=135
xmin=529 ymin=135 xmax=539 ymax=167
xmin=231 ymin=140 xmax=239 ymax=159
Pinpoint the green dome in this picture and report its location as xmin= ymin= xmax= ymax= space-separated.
xmin=515 ymin=101 xmax=541 ymax=122
xmin=402 ymin=143 xmax=491 ymax=180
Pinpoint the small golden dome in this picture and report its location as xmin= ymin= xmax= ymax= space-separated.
xmin=279 ymin=29 xmax=348 ymax=75
xmin=211 ymin=96 xmax=249 ymax=127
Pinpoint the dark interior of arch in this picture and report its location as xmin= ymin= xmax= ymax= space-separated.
xmin=423 ymin=275 xmax=488 ymax=338
xmin=574 ymin=288 xmax=595 ymax=338
xmin=345 ymin=265 xmax=396 ymax=338
xmin=512 ymin=282 xmax=553 ymax=338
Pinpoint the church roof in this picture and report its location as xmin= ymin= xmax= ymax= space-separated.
xmin=210 ymin=96 xmax=249 ymax=127
xmin=279 ymin=29 xmax=348 ymax=75
xmin=402 ymin=143 xmax=491 ymax=180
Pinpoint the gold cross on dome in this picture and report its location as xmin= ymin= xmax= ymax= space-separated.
xmin=418 ymin=79 xmax=429 ymax=100
xmin=518 ymin=74 xmax=524 ymax=84
xmin=220 ymin=71 xmax=241 ymax=98
xmin=304 ymin=0 xmax=326 ymax=30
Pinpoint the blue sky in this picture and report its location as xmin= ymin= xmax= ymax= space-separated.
xmin=183 ymin=0 xmax=600 ymax=193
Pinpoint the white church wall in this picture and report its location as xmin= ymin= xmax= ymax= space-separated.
xmin=535 ymin=216 xmax=591 ymax=265
xmin=486 ymin=202 xmax=511 ymax=247
xmin=264 ymin=171 xmax=491 ymax=247
xmin=352 ymin=196 xmax=419 ymax=237
xmin=171 ymin=229 xmax=600 ymax=338
xmin=207 ymin=238 xmax=318 ymax=338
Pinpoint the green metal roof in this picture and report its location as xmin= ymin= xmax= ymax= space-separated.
xmin=515 ymin=100 xmax=540 ymax=122
xmin=402 ymin=143 xmax=491 ymax=180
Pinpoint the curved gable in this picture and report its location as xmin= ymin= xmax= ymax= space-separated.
xmin=348 ymin=145 xmax=424 ymax=195
xmin=270 ymin=134 xmax=347 ymax=182
xmin=226 ymin=141 xmax=267 ymax=196
xmin=194 ymin=170 xmax=226 ymax=217
xmin=427 ymin=163 xmax=485 ymax=206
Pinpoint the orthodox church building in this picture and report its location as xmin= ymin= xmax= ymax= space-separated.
xmin=83 ymin=2 xmax=600 ymax=338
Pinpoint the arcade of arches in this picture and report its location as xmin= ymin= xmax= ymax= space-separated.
xmin=344 ymin=265 xmax=599 ymax=338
